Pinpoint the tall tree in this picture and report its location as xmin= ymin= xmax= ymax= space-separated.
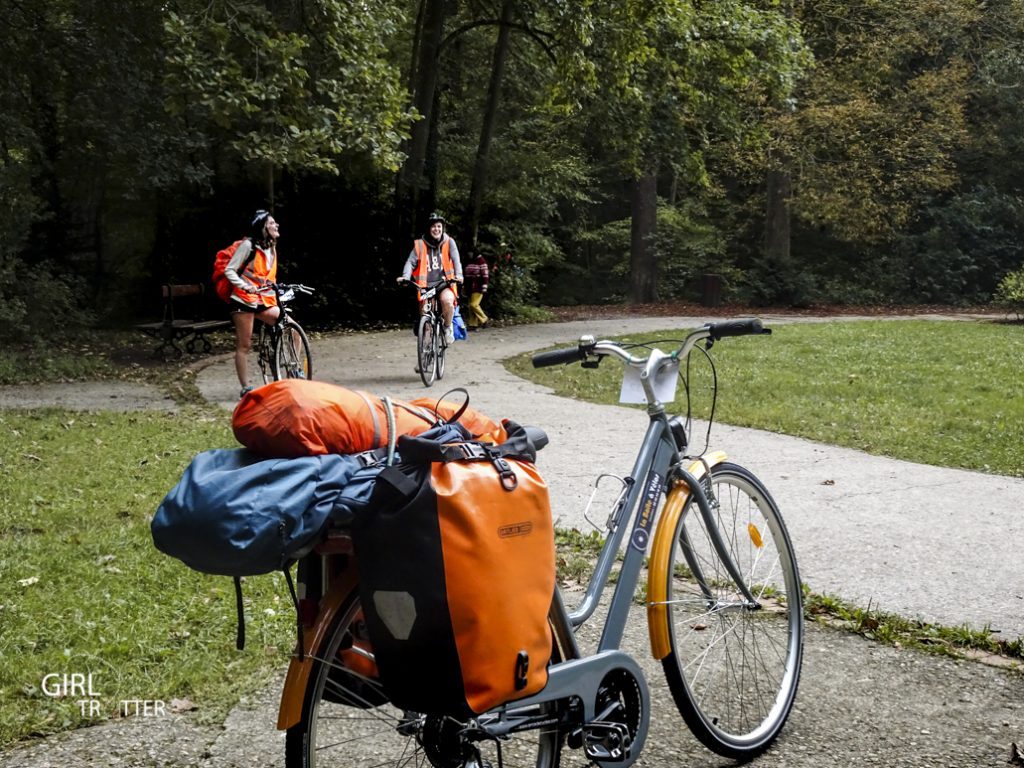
xmin=574 ymin=0 xmax=806 ymax=302
xmin=395 ymin=0 xmax=449 ymax=239
xmin=465 ymin=0 xmax=515 ymax=247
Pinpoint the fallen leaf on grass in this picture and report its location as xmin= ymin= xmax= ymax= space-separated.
xmin=17 ymin=577 xmax=39 ymax=587
xmin=170 ymin=698 xmax=196 ymax=713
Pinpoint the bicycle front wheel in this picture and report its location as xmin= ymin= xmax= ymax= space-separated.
xmin=285 ymin=587 xmax=561 ymax=768
xmin=417 ymin=314 xmax=437 ymax=386
xmin=274 ymin=321 xmax=312 ymax=381
xmin=659 ymin=462 xmax=803 ymax=759
xmin=435 ymin=317 xmax=447 ymax=380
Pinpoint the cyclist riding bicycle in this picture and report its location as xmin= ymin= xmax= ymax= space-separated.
xmin=397 ymin=212 xmax=463 ymax=343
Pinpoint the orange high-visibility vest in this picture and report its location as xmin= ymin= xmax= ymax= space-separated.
xmin=412 ymin=237 xmax=455 ymax=288
xmin=232 ymin=244 xmax=278 ymax=307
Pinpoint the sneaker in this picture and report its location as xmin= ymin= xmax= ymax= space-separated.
xmin=445 ymin=326 xmax=455 ymax=344
xmin=414 ymin=364 xmax=421 ymax=373
xmin=239 ymin=385 xmax=254 ymax=399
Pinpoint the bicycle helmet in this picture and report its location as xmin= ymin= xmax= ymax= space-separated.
xmin=426 ymin=212 xmax=446 ymax=226
xmin=250 ymin=209 xmax=271 ymax=242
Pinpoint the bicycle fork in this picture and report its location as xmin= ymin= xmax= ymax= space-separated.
xmin=646 ymin=452 xmax=761 ymax=660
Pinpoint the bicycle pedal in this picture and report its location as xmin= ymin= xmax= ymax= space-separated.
xmin=583 ymin=722 xmax=632 ymax=762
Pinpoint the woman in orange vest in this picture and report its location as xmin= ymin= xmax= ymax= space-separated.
xmin=398 ymin=213 xmax=464 ymax=343
xmin=225 ymin=209 xmax=280 ymax=398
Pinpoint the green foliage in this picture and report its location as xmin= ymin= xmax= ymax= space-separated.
xmin=0 ymin=409 xmax=296 ymax=747
xmin=782 ymin=0 xmax=978 ymax=242
xmin=508 ymin=320 xmax=1024 ymax=477
xmin=994 ymin=266 xmax=1024 ymax=318
xmin=162 ymin=0 xmax=413 ymax=178
xmin=553 ymin=202 xmax=735 ymax=305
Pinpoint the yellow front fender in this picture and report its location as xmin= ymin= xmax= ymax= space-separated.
xmin=646 ymin=451 xmax=728 ymax=660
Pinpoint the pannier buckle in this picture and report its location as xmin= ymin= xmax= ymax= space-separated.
xmin=444 ymin=442 xmax=488 ymax=461
xmin=492 ymin=457 xmax=518 ymax=491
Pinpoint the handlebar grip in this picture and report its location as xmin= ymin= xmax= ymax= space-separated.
xmin=705 ymin=318 xmax=770 ymax=340
xmin=532 ymin=346 xmax=587 ymax=368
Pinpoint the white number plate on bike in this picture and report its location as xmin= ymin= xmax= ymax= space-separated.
xmin=619 ymin=361 xmax=680 ymax=404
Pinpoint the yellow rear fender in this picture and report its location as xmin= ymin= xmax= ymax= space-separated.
xmin=646 ymin=451 xmax=728 ymax=660
xmin=277 ymin=566 xmax=359 ymax=731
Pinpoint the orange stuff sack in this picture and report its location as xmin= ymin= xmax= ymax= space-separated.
xmin=233 ymin=380 xmax=506 ymax=457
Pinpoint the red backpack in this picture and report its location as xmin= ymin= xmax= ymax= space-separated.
xmin=212 ymin=238 xmax=255 ymax=302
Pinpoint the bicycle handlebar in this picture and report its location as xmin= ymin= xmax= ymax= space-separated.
xmin=531 ymin=345 xmax=589 ymax=368
xmin=255 ymin=282 xmax=315 ymax=297
xmin=705 ymin=318 xmax=769 ymax=340
xmin=531 ymin=318 xmax=770 ymax=369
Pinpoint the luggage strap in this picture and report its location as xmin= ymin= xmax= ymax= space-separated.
xmin=438 ymin=442 xmax=519 ymax=491
xmin=233 ymin=565 xmax=305 ymax=660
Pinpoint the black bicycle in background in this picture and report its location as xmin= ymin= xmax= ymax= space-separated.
xmin=251 ymin=282 xmax=315 ymax=383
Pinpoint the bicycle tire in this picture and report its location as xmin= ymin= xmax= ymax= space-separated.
xmin=284 ymin=586 xmax=562 ymax=768
xmin=417 ymin=314 xmax=437 ymax=386
xmin=253 ymin=325 xmax=274 ymax=385
xmin=435 ymin=316 xmax=447 ymax=381
xmin=274 ymin=320 xmax=313 ymax=381
xmin=659 ymin=462 xmax=803 ymax=759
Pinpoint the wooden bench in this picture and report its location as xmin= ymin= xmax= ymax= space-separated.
xmin=135 ymin=284 xmax=231 ymax=358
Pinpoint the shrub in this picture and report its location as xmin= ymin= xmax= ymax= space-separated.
xmin=994 ymin=266 xmax=1024 ymax=319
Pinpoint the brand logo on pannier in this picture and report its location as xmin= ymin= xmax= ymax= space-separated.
xmin=498 ymin=522 xmax=533 ymax=538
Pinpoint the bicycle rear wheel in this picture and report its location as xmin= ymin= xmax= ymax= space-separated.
xmin=659 ymin=462 xmax=803 ymax=759
xmin=417 ymin=314 xmax=437 ymax=386
xmin=274 ymin=320 xmax=313 ymax=381
xmin=284 ymin=587 xmax=561 ymax=768
xmin=251 ymin=325 xmax=275 ymax=385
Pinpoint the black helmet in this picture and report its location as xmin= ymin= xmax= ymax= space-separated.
xmin=250 ymin=209 xmax=270 ymax=240
xmin=426 ymin=212 xmax=446 ymax=226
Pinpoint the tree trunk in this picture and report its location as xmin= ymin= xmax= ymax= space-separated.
xmin=395 ymin=0 xmax=448 ymax=240
xmin=764 ymin=160 xmax=792 ymax=294
xmin=629 ymin=170 xmax=658 ymax=304
xmin=466 ymin=0 xmax=514 ymax=247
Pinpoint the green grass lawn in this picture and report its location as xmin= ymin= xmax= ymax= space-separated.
xmin=507 ymin=319 xmax=1024 ymax=477
xmin=0 ymin=408 xmax=296 ymax=747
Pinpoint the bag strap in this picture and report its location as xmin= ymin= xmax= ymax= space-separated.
xmin=284 ymin=565 xmax=305 ymax=661
xmin=233 ymin=566 xmax=305 ymax=661
xmin=234 ymin=576 xmax=246 ymax=651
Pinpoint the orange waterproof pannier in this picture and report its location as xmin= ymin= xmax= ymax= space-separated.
xmin=232 ymin=380 xmax=507 ymax=457
xmin=353 ymin=423 xmax=555 ymax=717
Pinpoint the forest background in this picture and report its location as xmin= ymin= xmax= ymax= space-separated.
xmin=3 ymin=0 xmax=1024 ymax=339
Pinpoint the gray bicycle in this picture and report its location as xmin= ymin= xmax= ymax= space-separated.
xmin=279 ymin=318 xmax=803 ymax=767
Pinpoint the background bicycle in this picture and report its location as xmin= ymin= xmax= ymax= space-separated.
xmin=403 ymin=277 xmax=457 ymax=386
xmin=275 ymin=318 xmax=803 ymax=768
xmin=250 ymin=282 xmax=315 ymax=384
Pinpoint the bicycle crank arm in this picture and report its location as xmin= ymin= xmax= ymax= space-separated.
xmin=488 ymin=650 xmax=650 ymax=765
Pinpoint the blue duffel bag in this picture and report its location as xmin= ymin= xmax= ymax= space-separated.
xmin=152 ymin=448 xmax=368 ymax=577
